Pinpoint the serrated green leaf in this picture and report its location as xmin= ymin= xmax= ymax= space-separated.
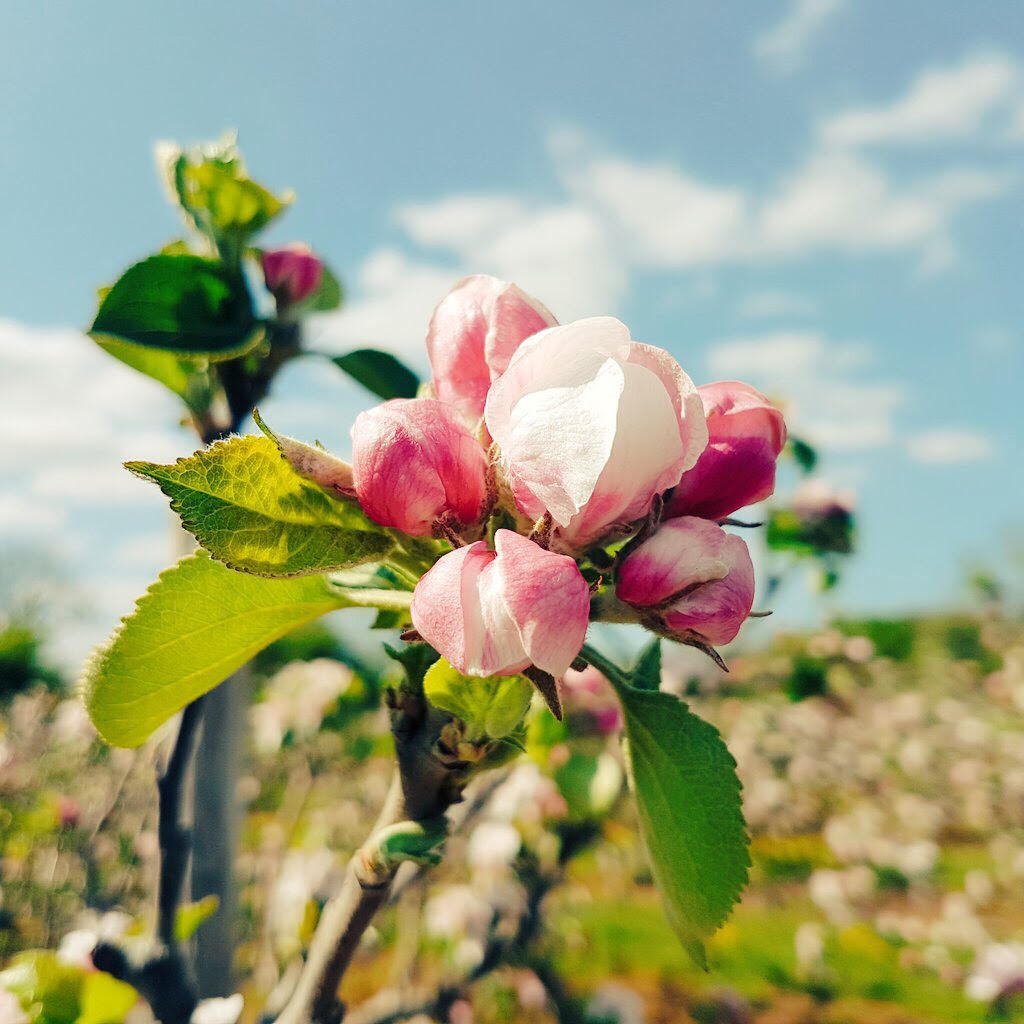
xmin=582 ymin=645 xmax=750 ymax=968
xmin=91 ymin=254 xmax=262 ymax=357
xmin=423 ymin=658 xmax=533 ymax=740
xmin=331 ymin=348 xmax=420 ymax=400
xmin=174 ymin=894 xmax=220 ymax=941
xmin=83 ymin=551 xmax=351 ymax=747
xmin=127 ymin=435 xmax=392 ymax=577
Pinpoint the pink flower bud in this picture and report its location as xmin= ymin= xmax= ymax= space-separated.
xmin=426 ymin=275 xmax=557 ymax=422
xmin=665 ymin=381 xmax=786 ymax=522
xmin=351 ymin=398 xmax=488 ymax=537
xmin=411 ymin=529 xmax=590 ymax=679
xmin=484 ymin=317 xmax=708 ymax=549
xmin=616 ymin=517 xmax=754 ymax=647
xmin=261 ymin=243 xmax=323 ymax=306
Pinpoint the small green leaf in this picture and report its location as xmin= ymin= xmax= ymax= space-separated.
xmin=83 ymin=551 xmax=351 ymax=747
xmin=0 ymin=950 xmax=83 ymax=1023
xmin=303 ymin=261 xmax=343 ymax=312
xmin=423 ymin=658 xmax=533 ymax=740
xmin=788 ymin=435 xmax=818 ymax=474
xmin=631 ymin=639 xmax=662 ymax=692
xmin=766 ymin=508 xmax=854 ymax=557
xmin=331 ymin=349 xmax=420 ymax=400
xmin=253 ymin=409 xmax=354 ymax=497
xmin=372 ymin=818 xmax=448 ymax=871
xmin=174 ymin=894 xmax=220 ymax=941
xmin=554 ymin=751 xmax=624 ymax=822
xmin=127 ymin=435 xmax=392 ymax=577
xmin=91 ymin=254 xmax=262 ymax=357
xmin=384 ymin=643 xmax=440 ymax=693
xmin=582 ymin=645 xmax=750 ymax=968
xmin=168 ymin=136 xmax=291 ymax=249
xmin=78 ymin=971 xmax=139 ymax=1024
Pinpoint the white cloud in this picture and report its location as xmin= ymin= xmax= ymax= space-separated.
xmin=0 ymin=320 xmax=204 ymax=665
xmin=315 ymin=63 xmax=1024 ymax=346
xmin=0 ymin=493 xmax=67 ymax=535
xmin=566 ymin=157 xmax=748 ymax=267
xmin=906 ymin=429 xmax=995 ymax=464
xmin=972 ymin=326 xmax=1016 ymax=355
xmin=754 ymin=0 xmax=846 ymax=74
xmin=707 ymin=330 xmax=905 ymax=451
xmin=396 ymin=195 xmax=529 ymax=252
xmin=0 ymin=320 xmax=186 ymax=500
xmin=822 ymin=52 xmax=1023 ymax=147
xmin=755 ymin=150 xmax=1011 ymax=271
xmin=308 ymin=248 xmax=454 ymax=362
xmin=737 ymin=289 xmax=818 ymax=319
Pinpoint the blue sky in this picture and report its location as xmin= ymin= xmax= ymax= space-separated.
xmin=2 ymin=1 xmax=1022 ymax=663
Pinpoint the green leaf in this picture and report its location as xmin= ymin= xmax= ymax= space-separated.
xmin=766 ymin=508 xmax=854 ymax=557
xmin=92 ymin=334 xmax=213 ymax=414
xmin=581 ymin=645 xmax=750 ymax=968
xmin=384 ymin=643 xmax=439 ymax=693
xmin=554 ymin=751 xmax=623 ymax=822
xmin=302 ymin=261 xmax=343 ymax=312
xmin=252 ymin=409 xmax=354 ymax=498
xmin=174 ymin=894 xmax=220 ymax=941
xmin=0 ymin=950 xmax=84 ymax=1023
xmin=631 ymin=639 xmax=662 ymax=692
xmin=423 ymin=658 xmax=533 ymax=740
xmin=91 ymin=254 xmax=262 ymax=358
xmin=372 ymin=818 xmax=448 ymax=872
xmin=78 ymin=971 xmax=139 ymax=1024
xmin=331 ymin=348 xmax=420 ymax=400
xmin=788 ymin=435 xmax=818 ymax=474
xmin=127 ymin=435 xmax=392 ymax=577
xmin=167 ymin=136 xmax=292 ymax=249
xmin=83 ymin=550 xmax=351 ymax=747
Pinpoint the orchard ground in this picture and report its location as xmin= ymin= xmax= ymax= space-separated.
xmin=2 ymin=601 xmax=1021 ymax=1024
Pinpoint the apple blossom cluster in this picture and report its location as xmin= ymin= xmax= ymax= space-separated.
xmin=347 ymin=275 xmax=787 ymax=710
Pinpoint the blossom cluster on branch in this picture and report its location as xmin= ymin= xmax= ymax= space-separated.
xmin=342 ymin=274 xmax=787 ymax=710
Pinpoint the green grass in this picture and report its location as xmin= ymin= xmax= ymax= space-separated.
xmin=549 ymin=886 xmax=990 ymax=1023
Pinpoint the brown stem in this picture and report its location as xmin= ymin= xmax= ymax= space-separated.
xmin=157 ymin=697 xmax=206 ymax=948
xmin=275 ymin=693 xmax=472 ymax=1024
xmin=93 ymin=699 xmax=206 ymax=1022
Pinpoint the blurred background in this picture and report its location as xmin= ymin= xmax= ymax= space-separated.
xmin=2 ymin=3 xmax=1024 ymax=1022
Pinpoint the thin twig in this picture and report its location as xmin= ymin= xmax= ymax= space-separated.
xmin=158 ymin=697 xmax=206 ymax=947
xmin=275 ymin=689 xmax=475 ymax=1024
xmin=343 ymin=826 xmax=597 ymax=1024
xmin=93 ymin=698 xmax=207 ymax=1023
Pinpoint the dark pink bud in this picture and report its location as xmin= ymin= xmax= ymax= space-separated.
xmin=616 ymin=517 xmax=755 ymax=647
xmin=351 ymin=398 xmax=488 ymax=537
xmin=261 ymin=243 xmax=323 ymax=307
xmin=665 ymin=381 xmax=786 ymax=522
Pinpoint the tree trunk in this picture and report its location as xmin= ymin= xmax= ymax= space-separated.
xmin=190 ymin=668 xmax=247 ymax=997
